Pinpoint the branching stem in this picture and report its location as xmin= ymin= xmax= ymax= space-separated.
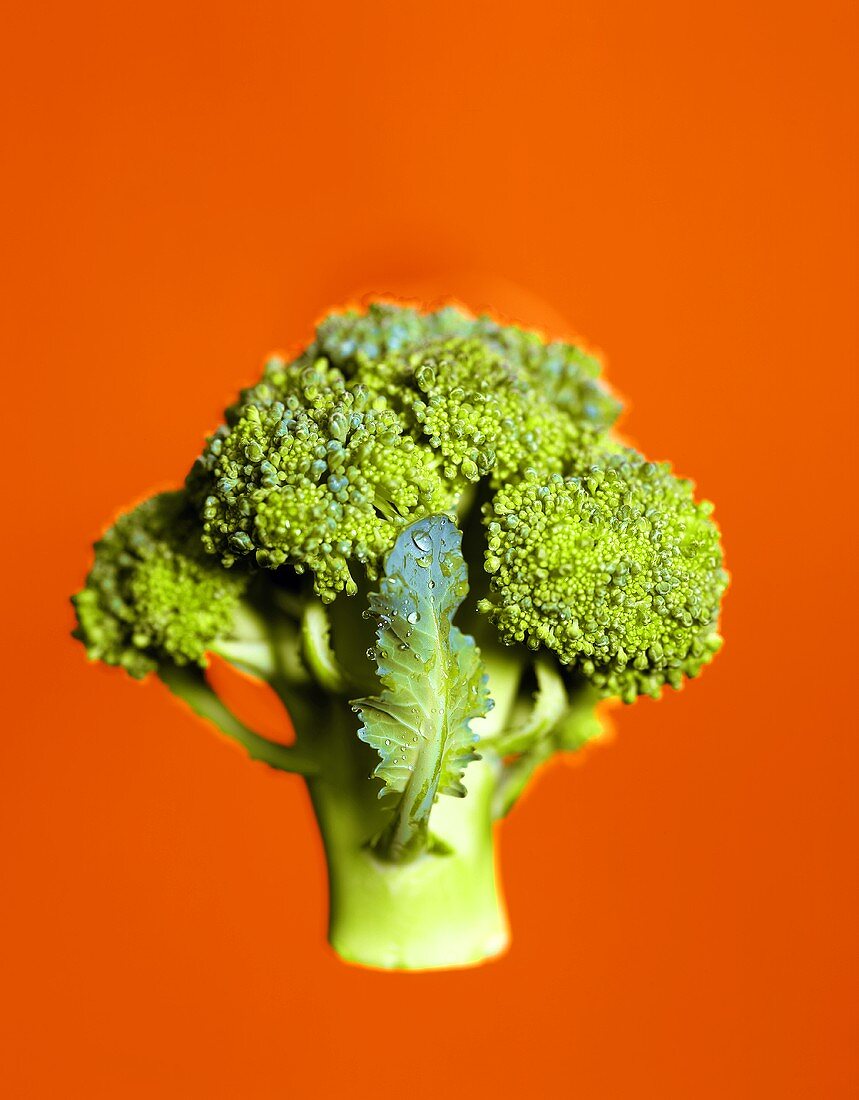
xmin=159 ymin=664 xmax=318 ymax=775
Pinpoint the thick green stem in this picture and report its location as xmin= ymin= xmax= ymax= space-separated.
xmin=306 ymin=710 xmax=507 ymax=970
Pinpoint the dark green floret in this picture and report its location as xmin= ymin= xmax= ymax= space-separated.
xmin=314 ymin=301 xmax=471 ymax=367
xmin=313 ymin=301 xmax=621 ymax=433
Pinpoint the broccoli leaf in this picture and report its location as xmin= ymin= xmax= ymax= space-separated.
xmin=352 ymin=514 xmax=492 ymax=861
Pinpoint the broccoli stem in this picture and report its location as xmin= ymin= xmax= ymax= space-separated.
xmin=308 ymin=739 xmax=508 ymax=970
xmin=159 ymin=665 xmax=318 ymax=776
xmin=492 ymin=740 xmax=554 ymax=819
xmin=492 ymin=683 xmax=607 ymax=818
xmin=293 ymin=631 xmax=521 ymax=969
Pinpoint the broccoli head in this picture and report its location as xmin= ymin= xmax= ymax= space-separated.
xmin=72 ymin=300 xmax=727 ymax=971
xmin=187 ymin=305 xmax=620 ymax=604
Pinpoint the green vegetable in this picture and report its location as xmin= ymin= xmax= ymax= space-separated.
xmin=72 ymin=301 xmax=727 ymax=970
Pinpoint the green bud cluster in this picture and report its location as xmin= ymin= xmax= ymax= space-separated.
xmin=480 ymin=449 xmax=727 ymax=700
xmin=313 ymin=302 xmax=621 ymax=433
xmin=75 ymin=302 xmax=725 ymax=704
xmin=72 ymin=492 xmax=249 ymax=678
xmin=188 ymin=360 xmax=456 ymax=602
xmin=188 ymin=304 xmax=618 ymax=602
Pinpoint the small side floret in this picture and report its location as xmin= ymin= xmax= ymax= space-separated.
xmin=72 ymin=491 xmax=249 ymax=678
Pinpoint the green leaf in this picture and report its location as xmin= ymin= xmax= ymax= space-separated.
xmin=352 ymin=514 xmax=492 ymax=862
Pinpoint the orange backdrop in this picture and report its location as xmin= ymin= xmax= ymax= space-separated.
xmin=2 ymin=2 xmax=856 ymax=1097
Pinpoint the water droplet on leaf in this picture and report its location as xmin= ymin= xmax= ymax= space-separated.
xmin=411 ymin=528 xmax=433 ymax=553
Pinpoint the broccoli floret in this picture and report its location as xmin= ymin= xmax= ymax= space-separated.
xmin=72 ymin=490 xmax=317 ymax=771
xmin=468 ymin=315 xmax=621 ymax=430
xmin=314 ymin=301 xmax=471 ymax=366
xmin=72 ymin=492 xmax=250 ymax=678
xmin=355 ymin=336 xmax=589 ymax=484
xmin=72 ymin=301 xmax=726 ymax=972
xmin=313 ymin=301 xmax=620 ymax=431
xmin=480 ymin=448 xmax=727 ymax=702
xmin=188 ymin=362 xmax=457 ymax=601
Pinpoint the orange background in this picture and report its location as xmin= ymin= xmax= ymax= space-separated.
xmin=2 ymin=2 xmax=856 ymax=1097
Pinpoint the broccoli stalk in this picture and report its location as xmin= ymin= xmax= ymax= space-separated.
xmin=312 ymin=754 xmax=507 ymax=970
xmin=72 ymin=302 xmax=727 ymax=970
xmin=306 ymin=703 xmax=509 ymax=970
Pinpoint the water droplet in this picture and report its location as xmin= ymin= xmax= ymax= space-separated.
xmin=411 ymin=528 xmax=433 ymax=553
xmin=407 ymin=611 xmax=420 ymax=624
xmin=365 ymin=648 xmax=375 ymax=659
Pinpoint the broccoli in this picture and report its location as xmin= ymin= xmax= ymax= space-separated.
xmin=72 ymin=301 xmax=727 ymax=970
